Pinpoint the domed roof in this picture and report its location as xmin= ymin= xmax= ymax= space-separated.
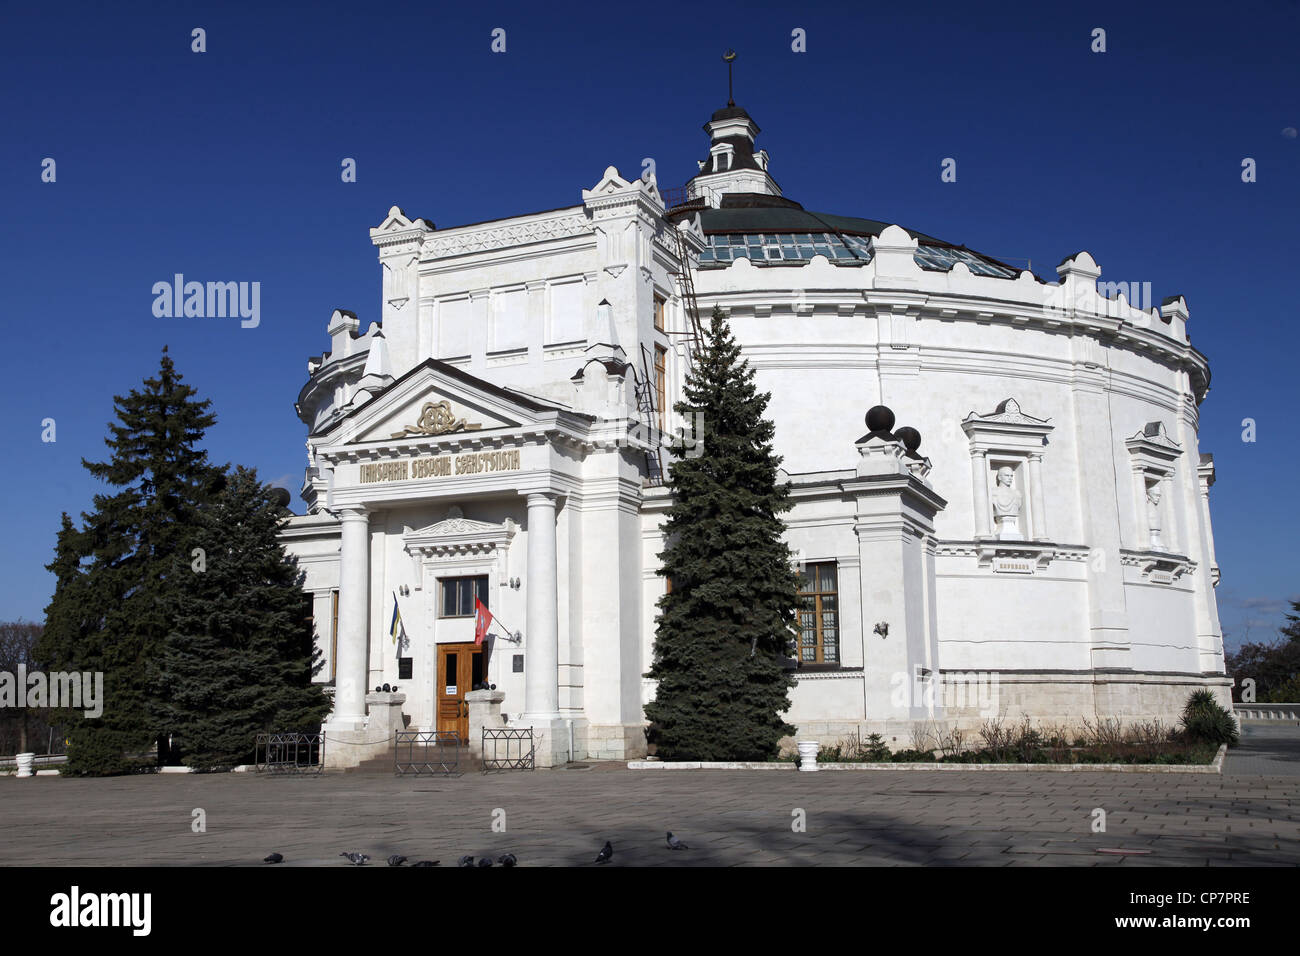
xmin=710 ymin=104 xmax=753 ymax=123
xmin=672 ymin=101 xmax=1027 ymax=279
xmin=677 ymin=192 xmax=1024 ymax=278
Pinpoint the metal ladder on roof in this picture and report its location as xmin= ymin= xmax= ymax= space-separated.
xmin=669 ymin=221 xmax=706 ymax=357
xmin=634 ymin=346 xmax=663 ymax=485
xmin=637 ymin=219 xmax=708 ymax=486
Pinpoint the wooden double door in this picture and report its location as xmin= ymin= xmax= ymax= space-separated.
xmin=436 ymin=642 xmax=485 ymax=742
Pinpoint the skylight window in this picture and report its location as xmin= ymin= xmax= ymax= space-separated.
xmin=696 ymin=232 xmax=1015 ymax=276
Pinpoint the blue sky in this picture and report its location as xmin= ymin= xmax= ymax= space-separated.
xmin=1 ymin=0 xmax=1296 ymax=647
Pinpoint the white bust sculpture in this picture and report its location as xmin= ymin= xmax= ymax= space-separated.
xmin=1146 ymin=483 xmax=1163 ymax=549
xmin=991 ymin=465 xmax=1023 ymax=539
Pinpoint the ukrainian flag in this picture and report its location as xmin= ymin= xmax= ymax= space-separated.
xmin=389 ymin=593 xmax=404 ymax=645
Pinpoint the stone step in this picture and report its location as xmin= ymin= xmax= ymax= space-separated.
xmin=345 ymin=745 xmax=481 ymax=774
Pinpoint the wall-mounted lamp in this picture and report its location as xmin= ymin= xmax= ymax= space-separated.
xmin=873 ymin=621 xmax=889 ymax=638
xmin=399 ymin=585 xmax=410 ymax=597
xmin=510 ymin=577 xmax=521 ymax=590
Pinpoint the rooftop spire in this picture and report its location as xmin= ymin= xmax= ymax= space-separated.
xmin=723 ymin=49 xmax=736 ymax=107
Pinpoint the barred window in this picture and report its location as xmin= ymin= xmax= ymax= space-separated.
xmin=798 ymin=562 xmax=839 ymax=664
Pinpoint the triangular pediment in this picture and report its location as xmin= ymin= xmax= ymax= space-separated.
xmin=318 ymin=358 xmax=562 ymax=446
xmin=404 ymin=507 xmax=518 ymax=556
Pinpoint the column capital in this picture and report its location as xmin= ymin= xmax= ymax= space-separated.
xmin=336 ymin=505 xmax=370 ymax=520
xmin=526 ymin=492 xmax=557 ymax=509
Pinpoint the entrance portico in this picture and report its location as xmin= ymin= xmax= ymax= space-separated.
xmin=307 ymin=357 xmax=648 ymax=768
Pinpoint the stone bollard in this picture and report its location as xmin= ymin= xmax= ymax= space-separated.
xmin=465 ymin=690 xmax=506 ymax=759
xmin=364 ymin=692 xmax=407 ymax=740
xmin=797 ymin=740 xmax=820 ymax=772
xmin=15 ymin=753 xmax=36 ymax=778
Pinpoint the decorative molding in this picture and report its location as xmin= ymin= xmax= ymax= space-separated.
xmin=404 ymin=510 xmax=518 ymax=565
xmin=962 ymin=399 xmax=1054 ymax=541
xmin=390 ymin=399 xmax=484 ymax=439
xmin=1120 ymin=548 xmax=1196 ymax=584
xmin=421 ymin=213 xmax=590 ymax=259
xmin=935 ymin=540 xmax=1091 ymax=573
xmin=1125 ymin=421 xmax=1183 ymax=466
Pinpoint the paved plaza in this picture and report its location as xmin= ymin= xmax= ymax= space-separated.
xmin=1 ymin=723 xmax=1296 ymax=867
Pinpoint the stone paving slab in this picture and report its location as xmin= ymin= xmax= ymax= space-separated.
xmin=1 ymin=765 xmax=1297 ymax=867
xmin=1224 ymin=723 xmax=1300 ymax=776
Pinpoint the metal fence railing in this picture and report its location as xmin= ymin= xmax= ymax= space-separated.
xmin=254 ymin=733 xmax=325 ymax=774
xmin=394 ymin=731 xmax=462 ymax=776
xmin=482 ymin=727 xmax=534 ymax=772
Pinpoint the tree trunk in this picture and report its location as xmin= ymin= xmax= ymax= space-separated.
xmin=18 ymin=712 xmax=28 ymax=755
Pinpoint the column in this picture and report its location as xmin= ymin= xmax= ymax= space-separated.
xmin=332 ymin=507 xmax=370 ymax=729
xmin=1198 ymin=479 xmax=1218 ymax=578
xmin=1028 ymin=453 xmax=1047 ymax=541
xmin=969 ymin=449 xmax=989 ymax=537
xmin=523 ymin=493 xmax=560 ymax=720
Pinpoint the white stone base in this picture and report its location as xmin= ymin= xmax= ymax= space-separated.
xmin=583 ymin=723 xmax=647 ymax=762
xmin=781 ymin=671 xmax=1233 ymax=753
xmin=322 ymin=725 xmax=392 ymax=770
xmin=514 ymin=718 xmax=571 ymax=768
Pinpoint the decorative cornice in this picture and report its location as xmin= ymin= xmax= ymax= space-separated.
xmin=1120 ymin=548 xmax=1196 ymax=584
xmin=964 ymin=397 xmax=1050 ymax=427
xmin=420 ymin=212 xmax=590 ymax=260
xmin=1125 ymin=421 xmax=1182 ymax=464
xmin=404 ymin=513 xmax=517 ymax=559
xmin=934 ymin=540 xmax=1091 ymax=573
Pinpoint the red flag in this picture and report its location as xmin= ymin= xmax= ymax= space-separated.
xmin=474 ymin=598 xmax=494 ymax=646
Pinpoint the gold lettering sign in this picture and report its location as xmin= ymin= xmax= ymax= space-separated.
xmin=391 ymin=400 xmax=483 ymax=439
xmin=359 ymin=450 xmax=521 ymax=484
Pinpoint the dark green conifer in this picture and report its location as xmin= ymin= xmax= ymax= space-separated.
xmin=150 ymin=467 xmax=329 ymax=769
xmin=40 ymin=349 xmax=222 ymax=773
xmin=645 ymin=307 xmax=800 ymax=761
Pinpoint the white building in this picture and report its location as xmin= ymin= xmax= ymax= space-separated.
xmin=282 ymin=98 xmax=1229 ymax=767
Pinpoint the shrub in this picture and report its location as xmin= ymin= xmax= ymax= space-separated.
xmin=859 ymin=733 xmax=892 ymax=761
xmin=1180 ymin=690 xmax=1239 ymax=746
xmin=817 ymin=744 xmax=843 ymax=763
xmin=891 ymin=748 xmax=938 ymax=762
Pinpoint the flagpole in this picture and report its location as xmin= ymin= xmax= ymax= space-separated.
xmin=391 ymin=590 xmax=408 ymax=650
xmin=477 ymin=598 xmax=523 ymax=644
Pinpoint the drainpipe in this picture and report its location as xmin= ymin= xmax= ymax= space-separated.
xmin=567 ymin=719 xmax=574 ymax=764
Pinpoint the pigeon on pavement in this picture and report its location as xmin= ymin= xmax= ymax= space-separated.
xmin=263 ymin=852 xmax=284 ymax=864
xmin=594 ymin=841 xmax=613 ymax=864
xmin=666 ymin=832 xmax=689 ymax=850
xmin=476 ymin=857 xmax=493 ymax=867
xmin=498 ymin=853 xmax=517 ymax=867
xmin=387 ymin=855 xmax=407 ymax=867
xmin=457 ymin=855 xmax=475 ymax=867
xmin=340 ymin=852 xmax=370 ymax=866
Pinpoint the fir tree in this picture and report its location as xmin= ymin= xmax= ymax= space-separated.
xmin=150 ymin=467 xmax=329 ymax=769
xmin=38 ymin=349 xmax=224 ymax=774
xmin=645 ymin=307 xmax=801 ymax=761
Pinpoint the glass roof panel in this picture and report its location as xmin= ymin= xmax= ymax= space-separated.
xmin=696 ymin=232 xmax=1012 ymax=276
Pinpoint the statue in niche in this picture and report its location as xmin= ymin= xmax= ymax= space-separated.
xmin=991 ymin=465 xmax=1023 ymax=540
xmin=1146 ymin=482 xmax=1164 ymax=549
